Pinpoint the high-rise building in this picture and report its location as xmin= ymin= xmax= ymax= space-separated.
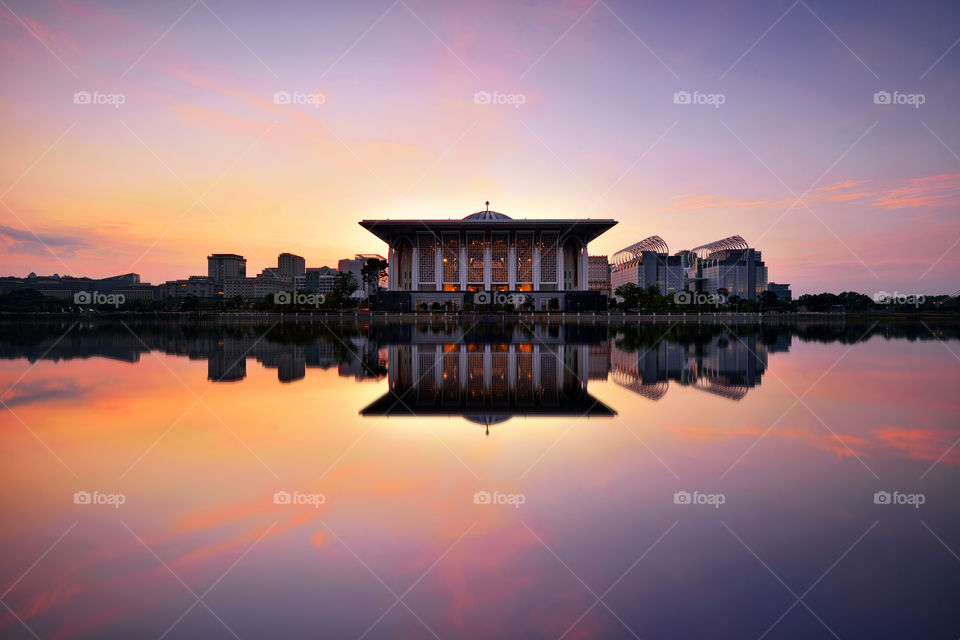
xmin=278 ymin=253 xmax=306 ymax=279
xmin=207 ymin=254 xmax=246 ymax=285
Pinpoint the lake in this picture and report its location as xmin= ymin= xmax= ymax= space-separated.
xmin=1 ymin=318 xmax=958 ymax=639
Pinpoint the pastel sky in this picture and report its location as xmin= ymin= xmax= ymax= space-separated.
xmin=1 ymin=0 xmax=958 ymax=295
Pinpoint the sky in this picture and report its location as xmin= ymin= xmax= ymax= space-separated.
xmin=0 ymin=0 xmax=958 ymax=295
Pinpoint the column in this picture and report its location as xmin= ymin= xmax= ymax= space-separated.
xmin=557 ymin=247 xmax=565 ymax=292
xmin=580 ymin=246 xmax=589 ymax=291
xmin=388 ymin=245 xmax=396 ymax=290
xmin=508 ymin=233 xmax=517 ymax=290
xmin=483 ymin=235 xmax=492 ymax=291
xmin=459 ymin=233 xmax=467 ymax=291
xmin=412 ymin=245 xmax=419 ymax=291
xmin=532 ymin=233 xmax=541 ymax=292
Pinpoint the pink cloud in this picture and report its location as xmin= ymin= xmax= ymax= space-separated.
xmin=875 ymin=172 xmax=960 ymax=210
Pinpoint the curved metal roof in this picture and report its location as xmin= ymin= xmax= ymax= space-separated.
xmin=689 ymin=235 xmax=749 ymax=260
xmin=611 ymin=236 xmax=669 ymax=268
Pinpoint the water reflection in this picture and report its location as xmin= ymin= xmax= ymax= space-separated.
xmin=610 ymin=333 xmax=787 ymax=401
xmin=0 ymin=319 xmax=959 ymax=639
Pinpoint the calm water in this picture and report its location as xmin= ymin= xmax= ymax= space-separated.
xmin=1 ymin=319 xmax=958 ymax=639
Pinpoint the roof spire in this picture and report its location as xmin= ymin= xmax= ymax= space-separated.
xmin=485 ymin=200 xmax=489 ymax=211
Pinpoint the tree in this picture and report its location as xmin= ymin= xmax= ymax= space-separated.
xmin=326 ymin=272 xmax=359 ymax=309
xmin=360 ymin=258 xmax=388 ymax=297
xmin=615 ymin=283 xmax=642 ymax=310
xmin=758 ymin=290 xmax=778 ymax=311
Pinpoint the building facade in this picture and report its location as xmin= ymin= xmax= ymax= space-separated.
xmin=277 ymin=253 xmax=306 ymax=279
xmin=305 ymin=267 xmax=339 ymax=295
xmin=610 ymin=236 xmax=686 ymax=298
xmin=358 ymin=208 xmax=617 ymax=311
xmin=207 ymin=254 xmax=246 ymax=285
xmin=768 ymin=282 xmax=792 ymax=301
xmin=588 ymin=255 xmax=612 ymax=297
xmin=689 ymin=236 xmax=767 ymax=300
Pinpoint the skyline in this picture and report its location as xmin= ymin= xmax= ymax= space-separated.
xmin=1 ymin=0 xmax=959 ymax=296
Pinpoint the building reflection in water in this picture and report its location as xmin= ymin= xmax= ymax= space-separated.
xmin=1 ymin=323 xmax=797 ymax=414
xmin=361 ymin=342 xmax=616 ymax=432
xmin=609 ymin=331 xmax=789 ymax=401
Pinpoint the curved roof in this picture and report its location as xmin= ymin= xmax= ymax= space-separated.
xmin=689 ymin=235 xmax=749 ymax=259
xmin=463 ymin=210 xmax=513 ymax=221
xmin=611 ymin=236 xmax=669 ymax=268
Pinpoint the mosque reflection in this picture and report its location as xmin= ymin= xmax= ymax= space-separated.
xmin=360 ymin=343 xmax=616 ymax=428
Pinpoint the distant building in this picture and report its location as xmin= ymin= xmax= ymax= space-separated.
xmin=588 ymin=255 xmax=611 ymax=297
xmin=305 ymin=267 xmax=339 ymax=295
xmin=277 ymin=253 xmax=306 ymax=279
xmin=768 ymin=282 xmax=792 ymax=301
xmin=161 ymin=276 xmax=217 ymax=299
xmin=610 ymin=236 xmax=685 ymax=297
xmin=223 ymin=273 xmax=286 ymax=299
xmin=688 ymin=236 xmax=767 ymax=300
xmin=207 ymin=254 xmax=246 ymax=285
xmin=337 ymin=254 xmax=386 ymax=299
xmin=114 ymin=284 xmax=157 ymax=301
xmin=1 ymin=273 xmax=146 ymax=300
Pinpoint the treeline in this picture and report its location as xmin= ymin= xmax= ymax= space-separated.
xmin=612 ymin=284 xmax=959 ymax=313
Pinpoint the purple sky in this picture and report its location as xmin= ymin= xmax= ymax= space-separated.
xmin=1 ymin=0 xmax=958 ymax=295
